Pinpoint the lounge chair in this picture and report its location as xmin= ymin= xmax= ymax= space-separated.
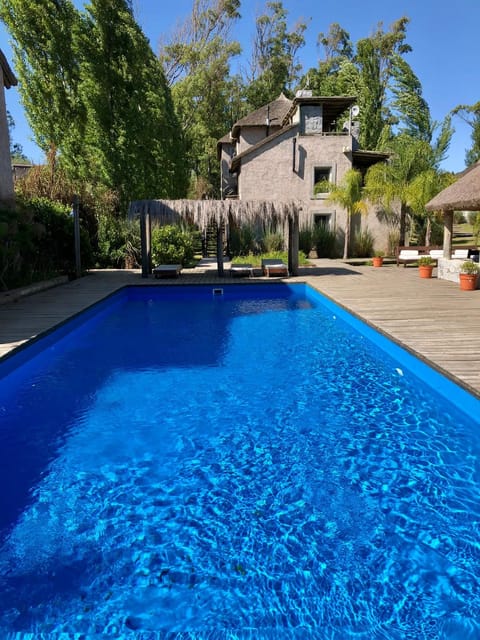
xmin=261 ymin=259 xmax=289 ymax=277
xmin=229 ymin=263 xmax=253 ymax=277
xmin=152 ymin=264 xmax=182 ymax=279
xmin=397 ymin=249 xmax=421 ymax=267
xmin=452 ymin=249 xmax=470 ymax=260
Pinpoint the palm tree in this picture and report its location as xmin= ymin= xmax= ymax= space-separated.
xmin=326 ymin=169 xmax=368 ymax=259
xmin=364 ymin=134 xmax=436 ymax=246
xmin=406 ymin=169 xmax=455 ymax=245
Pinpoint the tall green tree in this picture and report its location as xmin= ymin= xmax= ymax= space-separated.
xmin=452 ymin=101 xmax=480 ymax=167
xmin=301 ymin=24 xmax=358 ymax=97
xmin=0 ymin=0 xmax=83 ymax=158
xmin=159 ymin=0 xmax=241 ymax=197
xmin=355 ymin=18 xmax=412 ymax=149
xmin=1 ymin=0 xmax=187 ymax=211
xmin=304 ymin=17 xmax=414 ymax=149
xmin=405 ymin=168 xmax=455 ymax=245
xmin=245 ymin=1 xmax=307 ymax=109
xmin=365 ymin=134 xmax=435 ymax=245
xmin=79 ymin=0 xmax=187 ymax=206
xmin=325 ymin=169 xmax=368 ymax=259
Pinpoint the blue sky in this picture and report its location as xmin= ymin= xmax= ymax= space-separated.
xmin=1 ymin=0 xmax=479 ymax=172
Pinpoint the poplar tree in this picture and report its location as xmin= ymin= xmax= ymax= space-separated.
xmin=79 ymin=0 xmax=188 ymax=206
xmin=0 ymin=0 xmax=188 ymax=211
xmin=0 ymin=0 xmax=84 ymax=160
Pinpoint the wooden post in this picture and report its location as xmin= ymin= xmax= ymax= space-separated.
xmin=140 ymin=210 xmax=151 ymax=277
xmin=72 ymin=194 xmax=81 ymax=279
xmin=288 ymin=208 xmax=299 ymax=276
xmin=216 ymin=220 xmax=224 ymax=277
xmin=443 ymin=209 xmax=453 ymax=258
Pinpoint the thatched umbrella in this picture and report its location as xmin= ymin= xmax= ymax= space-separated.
xmin=426 ymin=161 xmax=480 ymax=256
xmin=129 ymin=199 xmax=301 ymax=277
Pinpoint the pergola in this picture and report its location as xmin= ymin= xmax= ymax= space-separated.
xmin=426 ymin=161 xmax=480 ymax=256
xmin=129 ymin=199 xmax=302 ymax=277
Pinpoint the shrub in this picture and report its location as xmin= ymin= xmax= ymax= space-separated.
xmin=352 ymin=229 xmax=374 ymax=258
xmin=313 ymin=226 xmax=337 ymax=258
xmin=95 ymin=215 xmax=140 ymax=268
xmin=299 ymin=225 xmax=314 ymax=255
xmin=151 ymin=224 xmax=195 ymax=266
xmin=229 ymin=223 xmax=259 ymax=257
xmin=261 ymin=229 xmax=284 ymax=253
xmin=0 ymin=197 xmax=94 ymax=289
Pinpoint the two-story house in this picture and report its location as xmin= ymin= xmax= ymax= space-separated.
xmin=218 ymin=91 xmax=389 ymax=254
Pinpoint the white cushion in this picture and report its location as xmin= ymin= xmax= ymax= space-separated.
xmin=452 ymin=249 xmax=469 ymax=259
xmin=399 ymin=250 xmax=420 ymax=258
xmin=429 ymin=250 xmax=443 ymax=258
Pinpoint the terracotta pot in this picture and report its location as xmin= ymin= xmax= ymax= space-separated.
xmin=418 ymin=265 xmax=433 ymax=279
xmin=459 ymin=273 xmax=478 ymax=291
xmin=372 ymin=256 xmax=383 ymax=267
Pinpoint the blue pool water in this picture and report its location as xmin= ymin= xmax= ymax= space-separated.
xmin=1 ymin=283 xmax=480 ymax=638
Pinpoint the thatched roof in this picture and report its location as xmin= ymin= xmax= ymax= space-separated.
xmin=0 ymin=49 xmax=17 ymax=89
xmin=129 ymin=199 xmax=301 ymax=228
xmin=426 ymin=161 xmax=480 ymax=211
xmin=231 ymin=93 xmax=292 ymax=138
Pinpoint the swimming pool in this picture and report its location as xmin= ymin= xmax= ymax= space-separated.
xmin=1 ymin=283 xmax=480 ymax=637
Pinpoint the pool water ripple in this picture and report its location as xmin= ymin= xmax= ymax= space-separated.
xmin=0 ymin=286 xmax=480 ymax=637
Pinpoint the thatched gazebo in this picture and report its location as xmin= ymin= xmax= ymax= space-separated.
xmin=129 ymin=199 xmax=302 ymax=277
xmin=426 ymin=160 xmax=480 ymax=257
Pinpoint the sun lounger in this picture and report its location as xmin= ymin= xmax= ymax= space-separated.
xmin=452 ymin=249 xmax=470 ymax=260
xmin=261 ymin=259 xmax=289 ymax=277
xmin=397 ymin=249 xmax=421 ymax=267
xmin=152 ymin=264 xmax=182 ymax=278
xmin=230 ymin=263 xmax=253 ymax=277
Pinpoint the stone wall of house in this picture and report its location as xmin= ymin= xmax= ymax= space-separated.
xmin=238 ymin=130 xmax=347 ymax=240
xmin=237 ymin=129 xmax=392 ymax=255
xmin=237 ymin=125 xmax=282 ymax=154
xmin=0 ymin=63 xmax=15 ymax=208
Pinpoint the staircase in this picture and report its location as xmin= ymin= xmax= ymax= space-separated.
xmin=203 ymin=221 xmax=227 ymax=257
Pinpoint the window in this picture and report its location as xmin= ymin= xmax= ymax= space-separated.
xmin=313 ymin=166 xmax=332 ymax=198
xmin=314 ymin=213 xmax=332 ymax=228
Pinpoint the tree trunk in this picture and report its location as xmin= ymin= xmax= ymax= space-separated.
xmin=425 ymin=216 xmax=431 ymax=247
xmin=343 ymin=213 xmax=350 ymax=259
xmin=399 ymin=202 xmax=407 ymax=246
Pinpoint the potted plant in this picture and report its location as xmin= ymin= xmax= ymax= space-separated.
xmin=459 ymin=260 xmax=480 ymax=290
xmin=372 ymin=251 xmax=384 ymax=268
xmin=417 ymin=256 xmax=434 ymax=278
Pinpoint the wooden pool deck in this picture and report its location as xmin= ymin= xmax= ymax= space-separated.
xmin=1 ymin=259 xmax=480 ymax=397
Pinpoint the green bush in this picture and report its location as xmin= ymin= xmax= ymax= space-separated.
xmin=27 ymin=197 xmax=93 ymax=274
xmin=261 ymin=230 xmax=284 ymax=253
xmin=313 ymin=226 xmax=337 ymax=258
xmin=231 ymin=250 xmax=308 ymax=267
xmin=151 ymin=224 xmax=195 ymax=266
xmin=299 ymin=225 xmax=314 ymax=255
xmin=0 ymin=197 xmax=94 ymax=289
xmin=229 ymin=223 xmax=260 ymax=257
xmin=95 ymin=215 xmax=140 ymax=268
xmin=353 ymin=229 xmax=374 ymax=258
